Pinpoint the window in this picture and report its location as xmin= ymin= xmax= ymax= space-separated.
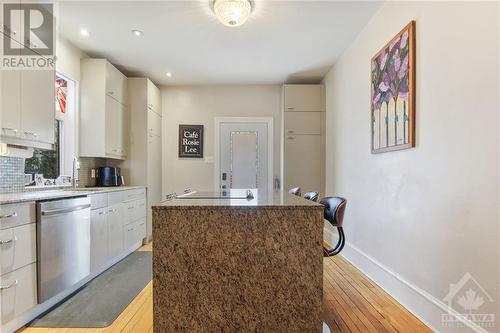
xmin=25 ymin=74 xmax=75 ymax=186
xmin=24 ymin=120 xmax=61 ymax=182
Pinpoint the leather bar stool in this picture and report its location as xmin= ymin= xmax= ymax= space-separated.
xmin=320 ymin=197 xmax=347 ymax=257
xmin=288 ymin=187 xmax=301 ymax=196
xmin=303 ymin=191 xmax=319 ymax=202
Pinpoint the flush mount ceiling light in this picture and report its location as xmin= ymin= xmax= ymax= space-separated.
xmin=166 ymin=72 xmax=172 ymax=77
xmin=80 ymin=28 xmax=89 ymax=37
xmin=132 ymin=29 xmax=143 ymax=37
xmin=213 ymin=0 xmax=252 ymax=27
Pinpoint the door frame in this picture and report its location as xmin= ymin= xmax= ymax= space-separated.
xmin=214 ymin=117 xmax=274 ymax=192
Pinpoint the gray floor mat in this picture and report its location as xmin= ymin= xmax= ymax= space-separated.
xmin=29 ymin=251 xmax=152 ymax=328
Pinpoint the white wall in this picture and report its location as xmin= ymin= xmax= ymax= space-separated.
xmin=161 ymin=85 xmax=281 ymax=195
xmin=323 ymin=2 xmax=499 ymax=332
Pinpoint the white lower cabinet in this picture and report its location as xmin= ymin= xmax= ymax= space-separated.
xmin=89 ymin=189 xmax=147 ymax=271
xmin=124 ymin=219 xmax=147 ymax=250
xmin=90 ymin=208 xmax=108 ymax=273
xmin=0 ymin=263 xmax=37 ymax=324
xmin=107 ymin=203 xmax=124 ymax=260
xmin=0 ymin=223 xmax=36 ymax=276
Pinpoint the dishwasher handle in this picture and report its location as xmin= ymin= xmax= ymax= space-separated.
xmin=41 ymin=204 xmax=91 ymax=216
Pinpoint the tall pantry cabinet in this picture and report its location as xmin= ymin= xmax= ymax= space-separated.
xmin=126 ymin=78 xmax=162 ymax=241
xmin=283 ymin=84 xmax=325 ymax=195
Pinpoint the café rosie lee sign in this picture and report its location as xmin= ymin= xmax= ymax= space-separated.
xmin=178 ymin=125 xmax=204 ymax=158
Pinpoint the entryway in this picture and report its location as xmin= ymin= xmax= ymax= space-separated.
xmin=214 ymin=117 xmax=274 ymax=192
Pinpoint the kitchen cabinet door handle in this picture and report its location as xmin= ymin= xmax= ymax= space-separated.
xmin=108 ymin=91 xmax=114 ymax=95
xmin=0 ymin=237 xmax=16 ymax=245
xmin=287 ymin=130 xmax=295 ymax=133
xmin=128 ymin=206 xmax=134 ymax=210
xmin=2 ymin=127 xmax=18 ymax=133
xmin=287 ymin=107 xmax=295 ymax=110
xmin=0 ymin=212 xmax=17 ymax=219
xmin=98 ymin=211 xmax=105 ymax=215
xmin=287 ymin=137 xmax=295 ymax=140
xmin=0 ymin=280 xmax=18 ymax=290
xmin=24 ymin=131 xmax=37 ymax=137
xmin=108 ymin=209 xmax=117 ymax=213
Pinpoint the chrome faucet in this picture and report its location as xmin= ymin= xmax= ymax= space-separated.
xmin=72 ymin=156 xmax=80 ymax=189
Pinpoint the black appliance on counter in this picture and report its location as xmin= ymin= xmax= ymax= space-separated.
xmin=95 ymin=167 xmax=123 ymax=187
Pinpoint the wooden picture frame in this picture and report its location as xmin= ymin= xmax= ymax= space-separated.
xmin=371 ymin=21 xmax=415 ymax=154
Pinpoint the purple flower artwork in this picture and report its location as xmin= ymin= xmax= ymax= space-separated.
xmin=371 ymin=21 xmax=415 ymax=153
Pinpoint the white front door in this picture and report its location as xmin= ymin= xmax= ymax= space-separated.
xmin=216 ymin=118 xmax=273 ymax=192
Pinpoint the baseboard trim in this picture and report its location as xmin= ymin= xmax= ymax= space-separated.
xmin=323 ymin=228 xmax=487 ymax=333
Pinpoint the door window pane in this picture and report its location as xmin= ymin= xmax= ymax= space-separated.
xmin=230 ymin=131 xmax=258 ymax=189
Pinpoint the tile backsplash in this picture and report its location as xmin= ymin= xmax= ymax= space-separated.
xmin=0 ymin=156 xmax=26 ymax=193
xmin=0 ymin=156 xmax=126 ymax=193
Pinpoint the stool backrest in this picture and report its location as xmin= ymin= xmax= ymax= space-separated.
xmin=288 ymin=187 xmax=301 ymax=196
xmin=303 ymin=191 xmax=319 ymax=202
xmin=320 ymin=197 xmax=347 ymax=227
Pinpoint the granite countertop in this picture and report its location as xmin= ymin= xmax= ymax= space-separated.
xmin=0 ymin=186 xmax=146 ymax=205
xmin=155 ymin=190 xmax=323 ymax=209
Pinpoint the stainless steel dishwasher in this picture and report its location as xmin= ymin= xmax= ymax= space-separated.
xmin=37 ymin=196 xmax=91 ymax=303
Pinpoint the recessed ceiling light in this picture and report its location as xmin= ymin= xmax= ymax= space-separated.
xmin=166 ymin=72 xmax=172 ymax=77
xmin=213 ymin=0 xmax=252 ymax=27
xmin=80 ymin=29 xmax=89 ymax=36
xmin=132 ymin=29 xmax=143 ymax=37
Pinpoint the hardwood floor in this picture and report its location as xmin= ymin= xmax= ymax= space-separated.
xmin=20 ymin=244 xmax=431 ymax=333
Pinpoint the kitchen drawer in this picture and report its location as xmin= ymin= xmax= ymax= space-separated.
xmin=123 ymin=199 xmax=146 ymax=224
xmin=285 ymin=112 xmax=321 ymax=135
xmin=123 ymin=221 xmax=138 ymax=249
xmin=0 ymin=223 xmax=36 ymax=276
xmin=0 ymin=202 xmax=35 ymax=230
xmin=90 ymin=193 xmax=108 ymax=210
xmin=0 ymin=263 xmax=37 ymax=324
xmin=136 ymin=218 xmax=146 ymax=240
xmin=122 ymin=189 xmax=146 ymax=202
xmin=108 ymin=191 xmax=124 ymax=206
xmin=133 ymin=199 xmax=146 ymax=221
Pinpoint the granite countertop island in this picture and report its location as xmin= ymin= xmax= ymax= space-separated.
xmin=152 ymin=190 xmax=324 ymax=333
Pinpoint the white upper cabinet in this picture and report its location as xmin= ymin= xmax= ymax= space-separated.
xmin=80 ymin=59 xmax=128 ymax=159
xmin=105 ymin=96 xmax=126 ymax=158
xmin=20 ymin=68 xmax=55 ymax=144
xmin=0 ymin=32 xmax=55 ymax=148
xmin=0 ymin=69 xmax=21 ymax=138
xmin=146 ymin=79 xmax=161 ymax=114
xmin=105 ymin=62 xmax=127 ymax=105
xmin=284 ymin=85 xmax=322 ymax=112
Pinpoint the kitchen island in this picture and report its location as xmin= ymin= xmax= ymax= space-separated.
xmin=152 ymin=190 xmax=324 ymax=332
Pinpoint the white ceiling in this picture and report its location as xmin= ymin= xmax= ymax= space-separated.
xmin=58 ymin=1 xmax=382 ymax=85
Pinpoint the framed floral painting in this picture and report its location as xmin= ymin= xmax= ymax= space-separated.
xmin=371 ymin=21 xmax=415 ymax=153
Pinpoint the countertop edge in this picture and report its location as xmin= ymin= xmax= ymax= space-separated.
xmin=0 ymin=186 xmax=146 ymax=205
xmin=152 ymin=204 xmax=324 ymax=210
